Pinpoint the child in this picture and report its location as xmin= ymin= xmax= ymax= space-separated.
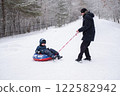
xmin=35 ymin=38 xmax=63 ymax=60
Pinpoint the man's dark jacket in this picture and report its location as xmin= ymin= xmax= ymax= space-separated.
xmin=78 ymin=12 xmax=95 ymax=41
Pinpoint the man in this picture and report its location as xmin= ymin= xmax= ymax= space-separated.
xmin=76 ymin=8 xmax=95 ymax=62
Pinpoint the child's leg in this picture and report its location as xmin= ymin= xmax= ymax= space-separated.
xmin=43 ymin=49 xmax=54 ymax=57
xmin=49 ymin=48 xmax=59 ymax=55
xmin=49 ymin=48 xmax=63 ymax=59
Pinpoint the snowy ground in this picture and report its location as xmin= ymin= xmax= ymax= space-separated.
xmin=0 ymin=17 xmax=120 ymax=80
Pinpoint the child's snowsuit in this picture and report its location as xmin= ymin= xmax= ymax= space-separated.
xmin=35 ymin=38 xmax=61 ymax=59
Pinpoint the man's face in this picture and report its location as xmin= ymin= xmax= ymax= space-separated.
xmin=81 ymin=13 xmax=85 ymax=16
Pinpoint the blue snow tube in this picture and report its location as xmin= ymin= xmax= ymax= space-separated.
xmin=33 ymin=53 xmax=52 ymax=61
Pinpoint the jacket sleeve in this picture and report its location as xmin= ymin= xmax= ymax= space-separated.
xmin=35 ymin=46 xmax=40 ymax=53
xmin=78 ymin=18 xmax=92 ymax=32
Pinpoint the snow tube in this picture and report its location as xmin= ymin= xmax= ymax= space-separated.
xmin=33 ymin=53 xmax=52 ymax=61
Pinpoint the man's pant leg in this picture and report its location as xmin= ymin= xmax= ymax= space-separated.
xmin=77 ymin=41 xmax=91 ymax=60
xmin=85 ymin=47 xmax=91 ymax=59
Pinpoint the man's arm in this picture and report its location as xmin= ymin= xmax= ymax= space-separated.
xmin=77 ymin=19 xmax=91 ymax=32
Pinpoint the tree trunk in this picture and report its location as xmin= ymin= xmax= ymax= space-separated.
xmin=1 ymin=0 xmax=6 ymax=37
xmin=113 ymin=17 xmax=116 ymax=22
xmin=117 ymin=18 xmax=119 ymax=23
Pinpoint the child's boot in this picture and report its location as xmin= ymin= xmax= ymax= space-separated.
xmin=57 ymin=55 xmax=63 ymax=60
xmin=51 ymin=55 xmax=57 ymax=60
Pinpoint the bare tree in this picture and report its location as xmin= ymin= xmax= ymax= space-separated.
xmin=1 ymin=0 xmax=6 ymax=37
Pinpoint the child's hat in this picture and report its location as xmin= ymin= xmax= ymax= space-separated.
xmin=39 ymin=38 xmax=46 ymax=45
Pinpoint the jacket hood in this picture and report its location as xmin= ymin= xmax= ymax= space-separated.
xmin=39 ymin=38 xmax=46 ymax=45
xmin=84 ymin=11 xmax=94 ymax=20
xmin=87 ymin=12 xmax=94 ymax=17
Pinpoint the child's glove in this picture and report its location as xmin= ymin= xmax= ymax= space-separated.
xmin=37 ymin=51 xmax=40 ymax=54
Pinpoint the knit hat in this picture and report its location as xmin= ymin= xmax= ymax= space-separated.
xmin=39 ymin=38 xmax=46 ymax=45
xmin=81 ymin=8 xmax=87 ymax=13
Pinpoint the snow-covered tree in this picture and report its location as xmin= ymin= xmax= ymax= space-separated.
xmin=0 ymin=0 xmax=42 ymax=37
xmin=1 ymin=0 xmax=119 ymax=38
xmin=55 ymin=0 xmax=69 ymax=27
xmin=83 ymin=0 xmax=120 ymax=22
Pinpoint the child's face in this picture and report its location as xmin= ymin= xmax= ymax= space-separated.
xmin=41 ymin=43 xmax=46 ymax=46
